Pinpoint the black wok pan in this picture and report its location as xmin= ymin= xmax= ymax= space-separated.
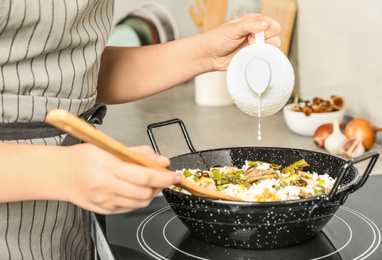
xmin=147 ymin=119 xmax=379 ymax=249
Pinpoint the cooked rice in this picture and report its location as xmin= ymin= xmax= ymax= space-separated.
xmin=172 ymin=160 xmax=336 ymax=202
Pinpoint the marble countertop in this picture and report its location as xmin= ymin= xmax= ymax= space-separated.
xmin=98 ymin=80 xmax=382 ymax=175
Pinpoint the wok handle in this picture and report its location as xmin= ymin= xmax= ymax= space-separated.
xmin=327 ymin=150 xmax=379 ymax=203
xmin=147 ymin=118 xmax=197 ymax=155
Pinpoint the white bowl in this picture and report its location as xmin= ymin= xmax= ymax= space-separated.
xmin=283 ymin=103 xmax=345 ymax=136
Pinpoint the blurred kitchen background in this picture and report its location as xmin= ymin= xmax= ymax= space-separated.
xmin=111 ymin=0 xmax=381 ymax=127
xmin=99 ymin=0 xmax=382 ymax=173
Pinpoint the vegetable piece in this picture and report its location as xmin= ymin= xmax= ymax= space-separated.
xmin=212 ymin=169 xmax=221 ymax=180
xmin=216 ymin=179 xmax=231 ymax=185
xmin=183 ymin=170 xmax=193 ymax=177
xmin=248 ymin=161 xmax=259 ymax=167
xmin=314 ymin=190 xmax=323 ymax=196
xmin=314 ymin=184 xmax=326 ymax=196
xmin=270 ymin=164 xmax=282 ymax=170
xmin=282 ymin=159 xmax=309 ymax=173
xmin=247 ymin=161 xmax=281 ymax=171
xmin=216 ymin=185 xmax=225 ymax=191
xmin=173 ymin=186 xmax=182 ymax=191
xmin=222 ymin=171 xmax=242 ymax=179
xmin=280 ymin=173 xmax=301 ymax=187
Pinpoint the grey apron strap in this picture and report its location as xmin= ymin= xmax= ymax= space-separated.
xmin=0 ymin=103 xmax=107 ymax=143
xmin=0 ymin=121 xmax=64 ymax=140
xmin=0 ymin=103 xmax=116 ymax=260
xmin=61 ymin=104 xmax=108 ymax=146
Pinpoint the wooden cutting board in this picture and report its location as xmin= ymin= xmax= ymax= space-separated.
xmin=260 ymin=0 xmax=297 ymax=56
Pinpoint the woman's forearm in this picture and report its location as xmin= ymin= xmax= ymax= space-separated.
xmin=0 ymin=142 xmax=180 ymax=214
xmin=96 ymin=33 xmax=209 ymax=104
xmin=0 ymin=143 xmax=68 ymax=203
xmin=96 ymin=13 xmax=281 ymax=105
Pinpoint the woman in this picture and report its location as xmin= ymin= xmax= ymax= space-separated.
xmin=0 ymin=0 xmax=280 ymax=259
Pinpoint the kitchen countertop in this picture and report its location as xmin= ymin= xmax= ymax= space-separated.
xmin=98 ymin=80 xmax=382 ymax=175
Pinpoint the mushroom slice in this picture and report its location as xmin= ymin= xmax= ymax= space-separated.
xmin=246 ymin=173 xmax=278 ymax=183
xmin=245 ymin=168 xmax=274 ymax=178
xmin=299 ymin=171 xmax=314 ymax=179
xmin=299 ymin=191 xmax=312 ymax=198
xmin=290 ymin=179 xmax=308 ymax=187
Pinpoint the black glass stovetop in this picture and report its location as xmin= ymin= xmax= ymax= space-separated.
xmin=105 ymin=175 xmax=382 ymax=260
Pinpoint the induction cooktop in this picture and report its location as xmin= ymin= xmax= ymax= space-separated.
xmin=105 ymin=175 xmax=382 ymax=260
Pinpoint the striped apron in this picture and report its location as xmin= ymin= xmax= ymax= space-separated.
xmin=0 ymin=104 xmax=110 ymax=260
xmin=0 ymin=0 xmax=116 ymax=259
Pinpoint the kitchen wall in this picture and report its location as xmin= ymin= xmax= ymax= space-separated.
xmin=113 ymin=0 xmax=382 ymax=128
xmin=289 ymin=0 xmax=382 ymax=128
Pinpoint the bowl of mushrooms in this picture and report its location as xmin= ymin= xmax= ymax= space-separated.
xmin=283 ymin=92 xmax=345 ymax=136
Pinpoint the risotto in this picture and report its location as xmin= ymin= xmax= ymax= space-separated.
xmin=172 ymin=159 xmax=336 ymax=202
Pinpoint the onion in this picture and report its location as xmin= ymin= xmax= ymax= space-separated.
xmin=313 ymin=123 xmax=333 ymax=148
xmin=313 ymin=121 xmax=345 ymax=148
xmin=344 ymin=118 xmax=382 ymax=150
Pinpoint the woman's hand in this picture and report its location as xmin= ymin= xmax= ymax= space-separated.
xmin=59 ymin=144 xmax=179 ymax=214
xmin=199 ymin=13 xmax=281 ymax=72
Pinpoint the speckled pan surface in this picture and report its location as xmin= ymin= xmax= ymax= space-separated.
xmin=162 ymin=146 xmax=360 ymax=249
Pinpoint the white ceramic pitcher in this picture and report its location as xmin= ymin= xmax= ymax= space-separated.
xmin=226 ymin=32 xmax=294 ymax=117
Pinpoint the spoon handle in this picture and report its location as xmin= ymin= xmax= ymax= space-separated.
xmin=46 ymin=109 xmax=168 ymax=171
xmin=46 ymin=109 xmax=242 ymax=201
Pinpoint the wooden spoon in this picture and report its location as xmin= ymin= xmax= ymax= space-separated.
xmin=46 ymin=109 xmax=242 ymax=201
